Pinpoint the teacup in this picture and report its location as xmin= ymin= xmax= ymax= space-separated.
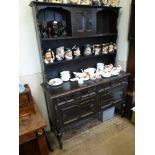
xmin=84 ymin=68 xmax=96 ymax=77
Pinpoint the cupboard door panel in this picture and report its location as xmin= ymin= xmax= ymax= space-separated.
xmin=71 ymin=8 xmax=96 ymax=36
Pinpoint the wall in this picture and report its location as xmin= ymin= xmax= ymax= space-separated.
xmin=19 ymin=0 xmax=131 ymax=131
xmin=19 ymin=0 xmax=51 ymax=130
xmin=116 ymin=0 xmax=132 ymax=71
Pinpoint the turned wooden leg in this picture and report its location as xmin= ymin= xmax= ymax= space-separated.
xmin=36 ymin=129 xmax=49 ymax=155
xmin=121 ymin=102 xmax=126 ymax=117
xmin=57 ymin=132 xmax=63 ymax=149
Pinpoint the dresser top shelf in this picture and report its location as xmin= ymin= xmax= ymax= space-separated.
xmin=41 ymin=72 xmax=130 ymax=98
xmin=30 ymin=1 xmax=121 ymax=10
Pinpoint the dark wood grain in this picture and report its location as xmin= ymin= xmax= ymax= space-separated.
xmin=30 ymin=2 xmax=130 ymax=149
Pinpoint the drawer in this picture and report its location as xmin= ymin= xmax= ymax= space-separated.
xmin=111 ymin=77 xmax=128 ymax=87
xmin=57 ymin=95 xmax=99 ymax=126
xmin=80 ymin=96 xmax=99 ymax=118
xmin=111 ymin=78 xmax=123 ymax=85
xmin=80 ymin=86 xmax=96 ymax=98
xmin=58 ymin=104 xmax=80 ymax=126
xmin=20 ymin=132 xmax=36 ymax=145
xmin=100 ymin=98 xmax=113 ymax=110
xmin=57 ymin=99 xmax=78 ymax=110
xmin=97 ymin=82 xmax=111 ymax=93
xmin=54 ymin=93 xmax=76 ymax=106
xmin=100 ymin=91 xmax=112 ymax=100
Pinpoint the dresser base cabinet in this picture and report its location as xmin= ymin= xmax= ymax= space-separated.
xmin=42 ymin=72 xmax=130 ymax=149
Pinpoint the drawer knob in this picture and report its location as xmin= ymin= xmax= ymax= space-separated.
xmin=37 ymin=129 xmax=43 ymax=136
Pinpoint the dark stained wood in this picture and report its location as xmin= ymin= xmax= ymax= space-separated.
xmin=42 ymin=72 xmax=130 ymax=149
xmin=127 ymin=0 xmax=135 ymax=93
xmin=126 ymin=0 xmax=135 ymax=119
xmin=19 ymin=103 xmax=49 ymax=155
xmin=30 ymin=2 xmax=130 ymax=149
xmin=41 ymin=72 xmax=130 ymax=98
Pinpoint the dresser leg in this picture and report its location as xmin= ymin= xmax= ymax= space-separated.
xmin=121 ymin=103 xmax=126 ymax=117
xmin=57 ymin=132 xmax=63 ymax=149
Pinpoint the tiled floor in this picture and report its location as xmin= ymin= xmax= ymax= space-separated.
xmin=49 ymin=115 xmax=135 ymax=155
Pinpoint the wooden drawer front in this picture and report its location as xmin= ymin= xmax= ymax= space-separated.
xmin=57 ymin=96 xmax=98 ymax=126
xmin=20 ymin=132 xmax=36 ymax=145
xmin=55 ymin=93 xmax=76 ymax=106
xmin=100 ymin=99 xmax=113 ymax=110
xmin=97 ymin=82 xmax=111 ymax=93
xmin=100 ymin=91 xmax=112 ymax=100
xmin=100 ymin=94 xmax=113 ymax=108
xmin=59 ymin=104 xmax=79 ymax=126
xmin=111 ymin=77 xmax=128 ymax=87
xmin=80 ymin=86 xmax=96 ymax=99
xmin=80 ymin=96 xmax=98 ymax=118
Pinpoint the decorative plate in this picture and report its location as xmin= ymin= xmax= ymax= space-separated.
xmin=48 ymin=78 xmax=63 ymax=86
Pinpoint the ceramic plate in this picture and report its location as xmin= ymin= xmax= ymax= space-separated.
xmin=48 ymin=78 xmax=63 ymax=86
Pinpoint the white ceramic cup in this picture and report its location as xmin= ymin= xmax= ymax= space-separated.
xmin=78 ymin=78 xmax=84 ymax=84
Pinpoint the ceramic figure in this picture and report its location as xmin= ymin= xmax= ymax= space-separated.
xmin=72 ymin=45 xmax=81 ymax=58
xmin=101 ymin=44 xmax=109 ymax=54
xmin=56 ymin=46 xmax=65 ymax=61
xmin=108 ymin=0 xmax=120 ymax=7
xmin=101 ymin=0 xmax=108 ymax=6
xmin=93 ymin=44 xmax=101 ymax=55
xmin=108 ymin=43 xmax=114 ymax=53
xmin=43 ymin=48 xmax=55 ymax=64
xmin=65 ymin=48 xmax=73 ymax=60
xmin=113 ymin=43 xmax=117 ymax=50
xmin=62 ymin=0 xmax=68 ymax=3
xmin=49 ymin=0 xmax=63 ymax=3
xmin=84 ymin=44 xmax=92 ymax=56
xmin=70 ymin=0 xmax=79 ymax=4
xmin=80 ymin=0 xmax=91 ymax=5
xmin=91 ymin=0 xmax=101 ymax=6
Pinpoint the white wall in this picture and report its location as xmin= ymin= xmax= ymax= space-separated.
xmin=19 ymin=0 xmax=51 ymax=130
xmin=19 ymin=0 xmax=131 ymax=131
xmin=117 ymin=0 xmax=132 ymax=71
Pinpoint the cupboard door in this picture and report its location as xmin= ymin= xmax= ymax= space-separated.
xmin=71 ymin=8 xmax=96 ymax=36
xmin=111 ymin=85 xmax=124 ymax=102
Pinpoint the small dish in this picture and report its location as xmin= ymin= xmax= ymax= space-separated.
xmin=102 ymin=71 xmax=112 ymax=78
xmin=48 ymin=78 xmax=63 ymax=86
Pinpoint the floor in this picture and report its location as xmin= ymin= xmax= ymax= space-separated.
xmin=49 ymin=115 xmax=135 ymax=155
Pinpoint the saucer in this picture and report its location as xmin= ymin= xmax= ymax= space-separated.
xmin=48 ymin=78 xmax=63 ymax=86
